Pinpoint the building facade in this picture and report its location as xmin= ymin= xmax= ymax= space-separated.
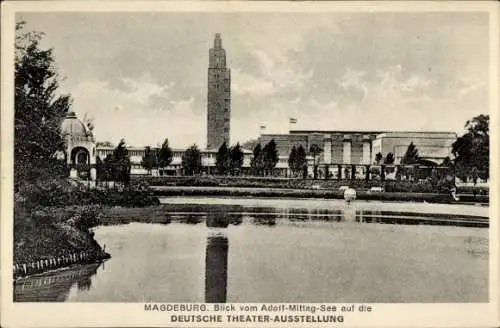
xmin=261 ymin=129 xmax=456 ymax=166
xmin=61 ymin=111 xmax=97 ymax=180
xmin=206 ymin=33 xmax=231 ymax=150
xmin=260 ymin=130 xmax=381 ymax=166
xmin=371 ymin=132 xmax=457 ymax=164
xmin=96 ymin=146 xmax=254 ymax=176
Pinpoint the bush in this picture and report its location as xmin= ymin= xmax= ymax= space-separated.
xmin=20 ymin=178 xmax=159 ymax=209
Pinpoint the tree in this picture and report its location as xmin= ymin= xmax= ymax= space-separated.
xmin=158 ymin=138 xmax=173 ymax=172
xmin=215 ymin=142 xmax=230 ymax=175
xmin=401 ymin=142 xmax=419 ymax=165
xmin=14 ymin=21 xmax=71 ymax=189
xmin=96 ymin=141 xmax=114 ymax=148
xmin=229 ymin=143 xmax=244 ymax=175
xmin=288 ymin=146 xmax=297 ymax=176
xmin=262 ymin=139 xmax=279 ymax=176
xmin=251 ymin=144 xmax=263 ymax=176
xmin=141 ymin=146 xmax=157 ymax=174
xmin=112 ymin=139 xmax=131 ymax=184
xmin=102 ymin=154 xmax=115 ymax=182
xmin=309 ymin=144 xmax=323 ymax=179
xmin=441 ymin=156 xmax=453 ymax=167
xmin=182 ymin=144 xmax=202 ymax=175
xmin=296 ymin=145 xmax=308 ymax=179
xmin=230 ymin=143 xmax=244 ymax=175
xmin=384 ymin=153 xmax=395 ymax=165
xmin=452 ymin=114 xmax=489 ymax=180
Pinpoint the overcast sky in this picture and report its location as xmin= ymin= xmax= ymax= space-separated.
xmin=18 ymin=11 xmax=489 ymax=148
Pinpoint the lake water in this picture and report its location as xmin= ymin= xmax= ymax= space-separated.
xmin=14 ymin=197 xmax=489 ymax=303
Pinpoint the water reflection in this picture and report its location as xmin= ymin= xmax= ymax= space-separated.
xmin=161 ymin=205 xmax=487 ymax=228
xmin=204 ymin=215 xmax=229 ymax=303
xmin=13 ymin=262 xmax=102 ymax=302
xmin=205 ymin=233 xmax=228 ymax=303
xmin=14 ymin=202 xmax=488 ymax=303
xmin=252 ymin=216 xmax=277 ymax=226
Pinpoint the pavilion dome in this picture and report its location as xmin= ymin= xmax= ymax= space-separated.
xmin=61 ymin=111 xmax=93 ymax=139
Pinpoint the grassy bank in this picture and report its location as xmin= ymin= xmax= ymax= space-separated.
xmin=151 ymin=186 xmax=489 ymax=204
xmin=13 ymin=177 xmax=162 ymax=279
xmin=134 ymin=175 xmax=489 ymax=196
xmin=13 ymin=202 xmax=110 ymax=279
xmin=21 ymin=179 xmax=160 ymax=207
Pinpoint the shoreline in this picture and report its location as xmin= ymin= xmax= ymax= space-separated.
xmin=13 ymin=186 xmax=488 ymax=280
xmin=150 ymin=186 xmax=489 ymax=205
xmin=12 ymin=250 xmax=110 ymax=280
xmin=13 ymin=258 xmax=108 ymax=282
xmin=13 ymin=201 xmax=111 ymax=280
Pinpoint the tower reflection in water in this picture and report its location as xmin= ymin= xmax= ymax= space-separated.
xmin=204 ymin=213 xmax=230 ymax=303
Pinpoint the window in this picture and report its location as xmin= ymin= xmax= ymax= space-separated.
xmin=224 ymin=108 xmax=229 ymax=113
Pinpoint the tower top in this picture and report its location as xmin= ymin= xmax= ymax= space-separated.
xmin=214 ymin=33 xmax=222 ymax=49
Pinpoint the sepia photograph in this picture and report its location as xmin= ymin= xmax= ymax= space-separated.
xmin=1 ymin=1 xmax=498 ymax=327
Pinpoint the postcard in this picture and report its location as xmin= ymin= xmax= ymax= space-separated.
xmin=1 ymin=1 xmax=498 ymax=327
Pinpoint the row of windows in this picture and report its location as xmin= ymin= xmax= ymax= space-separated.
xmin=212 ymin=74 xmax=229 ymax=82
xmin=213 ymin=84 xmax=230 ymax=92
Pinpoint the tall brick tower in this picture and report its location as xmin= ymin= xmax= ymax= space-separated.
xmin=207 ymin=33 xmax=231 ymax=150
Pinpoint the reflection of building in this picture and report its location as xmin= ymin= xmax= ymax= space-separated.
xmin=261 ymin=130 xmax=456 ymax=166
xmin=61 ymin=112 xmax=97 ymax=180
xmin=205 ymin=233 xmax=228 ymax=303
xmin=207 ymin=33 xmax=231 ymax=150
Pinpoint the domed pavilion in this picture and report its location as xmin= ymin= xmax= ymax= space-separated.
xmin=61 ymin=111 xmax=96 ymax=180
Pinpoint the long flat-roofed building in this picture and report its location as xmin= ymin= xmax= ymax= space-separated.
xmin=96 ymin=146 xmax=253 ymax=176
xmin=261 ymin=130 xmax=457 ymax=166
xmin=371 ymin=131 xmax=457 ymax=164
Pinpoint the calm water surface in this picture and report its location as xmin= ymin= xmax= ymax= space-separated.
xmin=14 ymin=197 xmax=488 ymax=303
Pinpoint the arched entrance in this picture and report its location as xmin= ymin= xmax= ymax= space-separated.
xmin=70 ymin=147 xmax=91 ymax=179
xmin=71 ymin=147 xmax=90 ymax=165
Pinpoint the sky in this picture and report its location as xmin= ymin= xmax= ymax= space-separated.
xmin=17 ymin=11 xmax=490 ymax=148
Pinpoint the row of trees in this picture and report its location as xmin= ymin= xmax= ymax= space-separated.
xmin=93 ymin=115 xmax=491 ymax=183
xmin=140 ymin=140 xmax=245 ymax=176
xmin=215 ymin=142 xmax=244 ymax=175
xmin=374 ymin=152 xmax=395 ymax=165
xmin=251 ymin=140 xmax=279 ymax=176
xmin=179 ymin=140 xmax=279 ymax=176
xmin=287 ymin=145 xmax=308 ymax=177
xmin=140 ymin=139 xmax=174 ymax=173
